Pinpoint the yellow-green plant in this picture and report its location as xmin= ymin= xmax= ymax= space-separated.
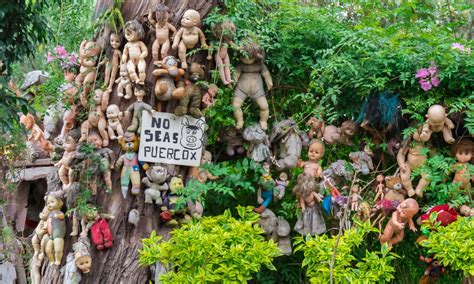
xmin=139 ymin=206 xmax=281 ymax=283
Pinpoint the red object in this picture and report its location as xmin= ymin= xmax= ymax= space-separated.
xmin=420 ymin=204 xmax=458 ymax=226
xmin=91 ymin=218 xmax=113 ymax=250
xmin=330 ymin=187 xmax=341 ymax=198
xmin=160 ymin=211 xmax=173 ymax=222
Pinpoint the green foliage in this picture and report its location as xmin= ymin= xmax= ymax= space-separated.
xmin=139 ymin=206 xmax=281 ymax=283
xmin=294 ymin=220 xmax=398 ymax=283
xmin=93 ymin=0 xmax=124 ymax=33
xmin=420 ymin=217 xmax=474 ymax=277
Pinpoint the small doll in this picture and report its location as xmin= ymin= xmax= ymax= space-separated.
xmin=45 ymin=192 xmax=66 ymax=266
xmin=451 ymin=139 xmax=473 ymax=190
xmin=115 ymin=64 xmax=133 ymax=99
xmin=274 ymin=172 xmax=289 ymax=200
xmin=58 ymin=63 xmax=80 ymax=142
xmin=54 ymin=134 xmax=77 ymax=189
xmin=350 ymin=184 xmax=362 ymax=211
xmin=102 ymin=33 xmax=122 ymax=93
xmin=323 ymin=120 xmax=357 ymax=146
xmin=306 ymin=116 xmax=325 ymax=140
xmin=172 ymin=9 xmax=208 ymax=69
xmin=143 ymin=164 xmax=169 ymax=205
xmin=293 ymin=173 xmax=326 ymax=236
xmin=297 ymin=140 xmax=325 ymax=178
xmin=72 ymin=236 xmax=92 ymax=274
xmin=122 ymin=20 xmax=148 ymax=84
xmin=161 ymin=176 xmax=191 ymax=226
xmin=242 ymin=124 xmax=271 ymax=163
xmin=148 ymin=4 xmax=176 ymax=64
xmin=374 ymin=174 xmax=385 ymax=202
xmin=106 ymin=104 xmax=124 ymax=140
xmin=460 ymin=205 xmax=474 ymax=217
xmin=233 ymin=40 xmax=273 ymax=130
xmin=349 ymin=146 xmax=374 ymax=175
xmin=32 ymin=206 xmax=50 ymax=262
xmin=380 ymin=198 xmax=419 ymax=247
xmin=84 ymin=132 xmax=115 ymax=194
xmin=209 ymin=20 xmax=236 ymax=85
xmin=75 ymin=40 xmax=101 ymax=107
xmin=219 ymin=126 xmax=245 ymax=156
xmin=125 ymin=85 xmax=154 ymax=134
xmin=115 ymin=132 xmax=141 ymax=198
xmin=419 ymin=104 xmax=455 ymax=144
xmin=255 ymin=163 xmax=275 ymax=214
xmin=61 ymin=253 xmax=81 ymax=284
xmin=79 ymin=89 xmax=109 ymax=146
xmin=202 ymin=84 xmax=218 ymax=109
xmin=20 ymin=113 xmax=53 ymax=157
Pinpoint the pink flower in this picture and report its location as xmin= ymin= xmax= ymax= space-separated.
xmin=46 ymin=52 xmax=54 ymax=63
xmin=416 ymin=68 xmax=430 ymax=79
xmin=428 ymin=65 xmax=438 ymax=76
xmin=419 ymin=79 xmax=432 ymax=91
xmin=431 ymin=76 xmax=440 ymax=87
xmin=55 ymin=45 xmax=68 ymax=58
xmin=69 ymin=53 xmax=77 ymax=64
xmin=452 ymin=43 xmax=464 ymax=50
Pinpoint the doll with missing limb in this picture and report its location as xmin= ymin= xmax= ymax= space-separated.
xmin=233 ymin=41 xmax=273 ymax=130
xmin=125 ymin=85 xmax=154 ymax=134
xmin=419 ymin=104 xmax=455 ymax=144
xmin=379 ymin=198 xmax=419 ymax=247
xmin=306 ymin=116 xmax=325 ymax=140
xmin=115 ymin=64 xmax=133 ymax=99
xmin=350 ymin=184 xmax=363 ymax=211
xmin=297 ymin=140 xmax=325 ymax=178
xmin=79 ymin=89 xmax=109 ymax=146
xmin=20 ymin=113 xmax=53 ymax=157
xmin=209 ymin=20 xmax=237 ymax=85
xmin=45 ymin=193 xmax=66 ymax=266
xmin=122 ymin=20 xmax=148 ymax=84
xmin=148 ymin=4 xmax=176 ymax=65
xmin=75 ymin=40 xmax=101 ymax=107
xmin=32 ymin=206 xmax=50 ymax=262
xmin=172 ymin=9 xmax=208 ymax=69
xmin=102 ymin=33 xmax=122 ymax=93
xmin=451 ymin=139 xmax=473 ymax=190
xmin=84 ymin=132 xmax=115 ymax=194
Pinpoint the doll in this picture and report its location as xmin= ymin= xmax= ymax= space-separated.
xmin=306 ymin=116 xmax=325 ymax=140
xmin=20 ymin=113 xmax=53 ymax=157
xmin=419 ymin=255 xmax=445 ymax=284
xmin=115 ymin=132 xmax=141 ymax=198
xmin=125 ymin=85 xmax=154 ymax=134
xmin=61 ymin=253 xmax=81 ymax=284
xmin=397 ymin=130 xmax=429 ymax=197
xmin=242 ymin=124 xmax=271 ymax=163
xmin=270 ymin=119 xmax=307 ymax=171
xmin=54 ymin=134 xmax=77 ymax=189
xmin=106 ymin=104 xmax=124 ymax=140
xmin=45 ymin=193 xmax=66 ymax=266
xmin=323 ymin=120 xmax=357 ymax=146
xmin=91 ymin=218 xmax=114 ymax=250
xmin=72 ymin=236 xmax=92 ymax=274
xmin=255 ymin=165 xmax=276 ymax=213
xmin=233 ymin=40 xmax=273 ymax=130
xmin=102 ymin=33 xmax=122 ymax=93
xmin=84 ymin=132 xmax=115 ymax=194
xmin=174 ymin=62 xmax=206 ymax=118
xmin=152 ymin=55 xmax=185 ymax=111
xmin=350 ymin=184 xmax=362 ymax=211
xmin=419 ymin=104 xmax=455 ymax=144
xmin=275 ymin=172 xmax=289 ymax=200
xmin=380 ymin=198 xmax=419 ymax=246
xmin=122 ymin=20 xmax=148 ymax=84
xmin=32 ymin=206 xmax=50 ymax=262
xmin=219 ymin=126 xmax=245 ymax=156
xmin=349 ymin=146 xmax=374 ymax=175
xmin=75 ymin=40 xmax=101 ymax=107
xmin=143 ymin=164 xmax=169 ymax=205
xmin=58 ymin=63 xmax=80 ymax=141
xmin=148 ymin=4 xmax=176 ymax=64
xmin=293 ymin=173 xmax=326 ymax=236
xmin=451 ymin=139 xmax=473 ymax=190
xmin=79 ymin=89 xmax=109 ymax=146
xmin=297 ymin=140 xmax=325 ymax=178
xmin=460 ymin=205 xmax=474 ymax=217
xmin=128 ymin=209 xmax=140 ymax=226
xmin=115 ymin=64 xmax=133 ymax=99
xmin=202 ymin=84 xmax=218 ymax=108
xmin=172 ymin=9 xmax=208 ymax=69
xmin=210 ymin=20 xmax=236 ymax=85
xmin=161 ymin=176 xmax=191 ymax=226
xmin=374 ymin=174 xmax=385 ymax=202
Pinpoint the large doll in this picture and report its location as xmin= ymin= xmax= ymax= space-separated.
xmin=379 ymin=198 xmax=419 ymax=247
xmin=115 ymin=132 xmax=141 ymax=198
xmin=233 ymin=40 xmax=273 ymax=130
xmin=297 ymin=140 xmax=325 ymax=178
xmin=148 ymin=4 xmax=176 ymax=64
xmin=125 ymin=85 xmax=154 ymax=134
xmin=45 ymin=193 xmax=66 ymax=266
xmin=122 ymin=20 xmax=148 ymax=84
xmin=419 ymin=104 xmax=455 ymax=144
xmin=75 ymin=40 xmax=101 ymax=107
xmin=451 ymin=139 xmax=473 ymax=190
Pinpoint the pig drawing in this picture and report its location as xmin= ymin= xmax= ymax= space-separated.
xmin=180 ymin=117 xmax=205 ymax=150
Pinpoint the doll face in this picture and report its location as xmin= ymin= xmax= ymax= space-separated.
xmin=279 ymin=172 xmax=288 ymax=181
xmin=181 ymin=10 xmax=200 ymax=28
xmin=110 ymin=33 xmax=121 ymax=49
xmin=94 ymin=90 xmax=103 ymax=104
xmin=397 ymin=199 xmax=418 ymax=218
xmin=46 ymin=195 xmax=63 ymax=211
xmin=88 ymin=134 xmax=103 ymax=148
xmin=20 ymin=115 xmax=34 ymax=129
xmin=134 ymin=88 xmax=145 ymax=99
xmin=376 ymin=174 xmax=384 ymax=183
xmin=64 ymin=136 xmax=77 ymax=152
xmin=125 ymin=25 xmax=138 ymax=42
xmin=75 ymin=255 xmax=92 ymax=273
xmin=308 ymin=143 xmax=324 ymax=161
xmin=456 ymin=150 xmax=472 ymax=163
xmin=106 ymin=105 xmax=120 ymax=119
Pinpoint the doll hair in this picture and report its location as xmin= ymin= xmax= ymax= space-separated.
xmin=308 ymin=139 xmax=325 ymax=155
xmin=125 ymin=20 xmax=145 ymax=40
xmin=212 ymin=20 xmax=236 ymax=41
xmin=452 ymin=138 xmax=473 ymax=156
xmin=61 ymin=62 xmax=80 ymax=74
xmin=292 ymin=173 xmax=317 ymax=199
xmin=153 ymin=4 xmax=171 ymax=22
xmin=241 ymin=39 xmax=265 ymax=62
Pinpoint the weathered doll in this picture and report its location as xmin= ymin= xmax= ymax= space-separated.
xmin=20 ymin=113 xmax=53 ymax=158
xmin=122 ymin=20 xmax=148 ymax=84
xmin=32 ymin=206 xmax=50 ymax=261
xmin=143 ymin=164 xmax=169 ymax=205
xmin=45 ymin=193 xmax=66 ymax=266
xmin=115 ymin=64 xmax=133 ymax=99
xmin=297 ymin=140 xmax=325 ymax=178
xmin=85 ymin=132 xmax=115 ymax=194
xmin=349 ymin=146 xmax=374 ymax=175
xmin=255 ymin=163 xmax=276 ymax=213
xmin=58 ymin=63 xmax=80 ymax=142
xmin=350 ymin=184 xmax=363 ymax=211
xmin=79 ymin=89 xmax=109 ymax=146
xmin=174 ymin=62 xmax=206 ymax=118
xmin=293 ymin=173 xmax=326 ymax=236
xmin=54 ymin=134 xmax=77 ymax=189
xmin=275 ymin=172 xmax=289 ymax=200
xmin=102 ymin=33 xmax=122 ymax=92
xmin=152 ymin=55 xmax=185 ymax=111
xmin=323 ymin=120 xmax=357 ymax=146
xmin=202 ymin=84 xmax=218 ymax=108
xmin=380 ymin=198 xmax=419 ymax=246
xmin=125 ymin=85 xmax=154 ymax=134
xmin=419 ymin=104 xmax=455 ymax=144
xmin=106 ymin=104 xmax=124 ymax=140
xmin=233 ymin=40 xmax=273 ymax=130
xmin=61 ymin=253 xmax=81 ymax=284
xmin=75 ymin=40 xmax=101 ymax=107
xmin=270 ymin=119 xmax=306 ymax=171
xmin=210 ymin=20 xmax=236 ymax=85
xmin=172 ymin=9 xmax=208 ymax=69
xmin=148 ymin=4 xmax=176 ymax=64
xmin=242 ymin=124 xmax=271 ymax=163
xmin=374 ymin=174 xmax=385 ymax=202
xmin=115 ymin=132 xmax=141 ymax=198
xmin=451 ymin=139 xmax=473 ymax=190
xmin=72 ymin=236 xmax=92 ymax=274
xmin=306 ymin=116 xmax=325 ymax=140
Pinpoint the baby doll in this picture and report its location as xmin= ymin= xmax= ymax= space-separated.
xmin=106 ymin=104 xmax=124 ymax=140
xmin=32 ymin=206 xmax=50 ymax=262
xmin=350 ymin=184 xmax=362 ymax=211
xmin=115 ymin=64 xmax=133 ymax=99
xmin=306 ymin=116 xmax=325 ymax=140
xmin=380 ymin=198 xmax=419 ymax=247
xmin=58 ymin=63 xmax=80 ymax=142
xmin=20 ymin=113 xmax=53 ymax=156
xmin=79 ymin=89 xmax=109 ymax=146
xmin=115 ymin=132 xmax=141 ymax=198
xmin=72 ymin=236 xmax=92 ymax=274
xmin=148 ymin=4 xmax=176 ymax=64
xmin=54 ymin=134 xmax=77 ymax=189
xmin=242 ymin=124 xmax=271 ymax=163
xmin=233 ymin=40 xmax=273 ymax=130
xmin=293 ymin=173 xmax=326 ymax=236
xmin=202 ymin=84 xmax=218 ymax=109
xmin=297 ymin=140 xmax=325 ymax=178
xmin=122 ymin=20 xmax=148 ymax=84
xmin=45 ymin=193 xmax=66 ymax=266
xmin=85 ymin=132 xmax=115 ymax=194
xmin=172 ymin=9 xmax=208 ymax=69
xmin=61 ymin=253 xmax=81 ymax=284
xmin=419 ymin=104 xmax=455 ymax=144
xmin=210 ymin=20 xmax=236 ymax=85
xmin=125 ymin=85 xmax=154 ymax=134
xmin=323 ymin=120 xmax=357 ymax=146
xmin=75 ymin=40 xmax=101 ymax=107
xmin=102 ymin=33 xmax=122 ymax=92
xmin=451 ymin=139 xmax=473 ymax=190
xmin=349 ymin=146 xmax=374 ymax=175
xmin=275 ymin=172 xmax=289 ymax=200
xmin=374 ymin=174 xmax=385 ymax=202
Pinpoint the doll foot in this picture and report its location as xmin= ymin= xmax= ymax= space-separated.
xmin=235 ymin=121 xmax=244 ymax=130
xmin=97 ymin=244 xmax=104 ymax=250
xmin=54 ymin=260 xmax=61 ymax=266
xmin=156 ymin=198 xmax=163 ymax=205
xmin=181 ymin=62 xmax=188 ymax=69
xmin=131 ymin=187 xmax=140 ymax=195
xmin=121 ymin=187 xmax=128 ymax=198
xmin=415 ymin=189 xmax=423 ymax=198
xmin=118 ymin=92 xmax=124 ymax=97
xmin=70 ymin=230 xmax=78 ymax=237
xmin=259 ymin=121 xmax=268 ymax=130
xmin=406 ymin=189 xmax=416 ymax=197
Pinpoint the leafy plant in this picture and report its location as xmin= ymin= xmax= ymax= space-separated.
xmin=139 ymin=206 xmax=281 ymax=283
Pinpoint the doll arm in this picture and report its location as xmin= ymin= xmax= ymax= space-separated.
xmin=168 ymin=23 xmax=177 ymax=36
xmin=315 ymin=165 xmax=323 ymax=178
xmin=142 ymin=177 xmax=151 ymax=187
xmin=79 ymin=40 xmax=87 ymax=57
xmin=444 ymin=117 xmax=455 ymax=129
xmin=391 ymin=211 xmax=404 ymax=230
xmin=312 ymin=192 xmax=323 ymax=202
xmin=122 ymin=44 xmax=129 ymax=63
xmin=261 ymin=64 xmax=273 ymax=90
xmin=147 ymin=11 xmax=156 ymax=25
xmin=197 ymin=28 xmax=208 ymax=48
xmin=396 ymin=145 xmax=409 ymax=166
xmin=408 ymin=218 xmax=417 ymax=232
xmin=139 ymin=41 xmax=148 ymax=59
xmin=234 ymin=65 xmax=241 ymax=82
xmin=125 ymin=103 xmax=135 ymax=115
xmin=172 ymin=28 xmax=184 ymax=49
xmin=115 ymin=155 xmax=123 ymax=168
xmin=299 ymin=196 xmax=306 ymax=211
xmin=257 ymin=188 xmax=263 ymax=204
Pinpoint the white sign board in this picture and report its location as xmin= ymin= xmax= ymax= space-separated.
xmin=138 ymin=112 xmax=206 ymax=167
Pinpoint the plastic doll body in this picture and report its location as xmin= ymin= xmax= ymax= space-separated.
xmin=452 ymin=139 xmax=473 ymax=190
xmin=54 ymin=135 xmax=77 ymax=189
xmin=45 ymin=194 xmax=66 ymax=266
xmin=20 ymin=113 xmax=52 ymax=154
xmin=32 ymin=207 xmax=50 ymax=261
xmin=106 ymin=104 xmax=124 ymax=140
xmin=350 ymin=185 xmax=362 ymax=211
xmin=275 ymin=172 xmax=289 ymax=200
xmin=122 ymin=20 xmax=148 ymax=84
xmin=103 ymin=33 xmax=122 ymax=92
xmin=125 ymin=86 xmax=154 ymax=133
xmin=87 ymin=133 xmax=115 ymax=194
xmin=79 ymin=89 xmax=109 ymax=146
xmin=211 ymin=21 xmax=236 ymax=85
xmin=116 ymin=64 xmax=133 ymax=99
xmin=75 ymin=40 xmax=101 ymax=107
xmin=148 ymin=4 xmax=176 ymax=64
xmin=380 ymin=198 xmax=419 ymax=246
xmin=306 ymin=117 xmax=325 ymax=140
xmin=297 ymin=140 xmax=325 ymax=178
xmin=374 ymin=174 xmax=385 ymax=202
xmin=419 ymin=105 xmax=455 ymax=144
xmin=115 ymin=132 xmax=141 ymax=198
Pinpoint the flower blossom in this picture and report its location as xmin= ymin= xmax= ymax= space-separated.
xmin=55 ymin=45 xmax=68 ymax=58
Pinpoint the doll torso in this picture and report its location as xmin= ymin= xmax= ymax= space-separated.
xmin=182 ymin=27 xmax=200 ymax=49
xmin=155 ymin=23 xmax=171 ymax=44
xmin=47 ymin=210 xmax=66 ymax=239
xmin=303 ymin=161 xmax=321 ymax=178
xmin=126 ymin=41 xmax=145 ymax=63
xmin=453 ymin=162 xmax=471 ymax=187
xmin=235 ymin=63 xmax=265 ymax=99
xmin=407 ymin=144 xmax=427 ymax=169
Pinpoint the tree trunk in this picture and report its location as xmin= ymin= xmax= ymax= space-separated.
xmin=39 ymin=1 xmax=219 ymax=283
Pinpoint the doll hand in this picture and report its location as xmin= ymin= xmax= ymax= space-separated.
xmin=396 ymin=222 xmax=405 ymax=230
xmin=266 ymin=81 xmax=273 ymax=90
xmin=410 ymin=225 xmax=417 ymax=232
xmin=172 ymin=43 xmax=178 ymax=50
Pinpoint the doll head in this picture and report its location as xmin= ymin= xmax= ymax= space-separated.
xmin=363 ymin=145 xmax=373 ymax=156
xmin=20 ymin=113 xmax=35 ymax=130
xmin=241 ymin=39 xmax=264 ymax=64
xmin=62 ymin=63 xmax=79 ymax=82
xmin=110 ymin=33 xmax=122 ymax=49
xmin=119 ymin=132 xmax=139 ymax=152
xmin=134 ymin=85 xmax=146 ymax=100
xmin=262 ymin=162 xmax=271 ymax=174
xmin=426 ymin=105 xmax=447 ymax=127
xmin=397 ymin=198 xmax=419 ymax=218
xmin=452 ymin=139 xmax=473 ymax=163
xmin=212 ymin=20 xmax=236 ymax=42
xmin=63 ymin=134 xmax=77 ymax=152
xmin=93 ymin=89 xmax=103 ymax=105
xmin=46 ymin=193 xmax=63 ymax=211
xmin=170 ymin=176 xmax=184 ymax=193
xmin=340 ymin=120 xmax=356 ymax=137
xmin=124 ymin=20 xmax=145 ymax=42
xmin=154 ymin=4 xmax=171 ymax=23
xmin=307 ymin=140 xmax=325 ymax=162
xmin=88 ymin=132 xmax=103 ymax=149
xmin=75 ymin=254 xmax=92 ymax=273
xmin=83 ymin=41 xmax=101 ymax=57
xmin=181 ymin=9 xmax=201 ymax=28
xmin=106 ymin=104 xmax=121 ymax=119
xmin=201 ymin=150 xmax=212 ymax=164
xmin=376 ymin=174 xmax=384 ymax=184
xmin=39 ymin=206 xmax=50 ymax=220
xmin=352 ymin=184 xmax=359 ymax=193
xmin=279 ymin=172 xmax=288 ymax=181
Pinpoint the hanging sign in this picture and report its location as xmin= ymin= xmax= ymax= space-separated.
xmin=139 ymin=112 xmax=205 ymax=167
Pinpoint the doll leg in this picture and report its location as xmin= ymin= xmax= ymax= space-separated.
xmin=108 ymin=125 xmax=116 ymax=140
xmin=223 ymin=54 xmax=233 ymax=84
xmin=400 ymin=165 xmax=416 ymax=197
xmin=138 ymin=59 xmax=146 ymax=84
xmin=32 ymin=235 xmax=41 ymax=257
xmin=189 ymin=93 xmax=203 ymax=118
xmin=53 ymin=238 xmax=64 ymax=265
xmin=116 ymin=123 xmax=124 ymax=139
xmin=58 ymin=166 xmax=70 ymax=188
xmin=127 ymin=61 xmax=139 ymax=84
xmin=379 ymin=224 xmax=395 ymax=245
xmin=98 ymin=118 xmax=109 ymax=146
xmin=70 ymin=211 xmax=78 ymax=236
xmin=103 ymin=170 xmax=112 ymax=193
xmin=120 ymin=167 xmax=130 ymax=198
xmin=255 ymin=96 xmax=269 ymax=130
xmin=389 ymin=230 xmax=405 ymax=246
xmin=178 ymin=41 xmax=188 ymax=69
xmin=81 ymin=71 xmax=97 ymax=107
xmin=215 ymin=54 xmax=228 ymax=85
xmin=103 ymin=62 xmax=111 ymax=89
xmin=161 ymin=40 xmax=170 ymax=60
xmin=130 ymin=169 xmax=141 ymax=195
xmin=127 ymin=115 xmax=140 ymax=132
xmin=117 ymin=81 xmax=125 ymax=97
xmin=125 ymin=81 xmax=133 ymax=99
xmin=175 ymin=95 xmax=190 ymax=116
xmin=39 ymin=234 xmax=49 ymax=261
xmin=79 ymin=120 xmax=90 ymax=143
xmin=415 ymin=172 xmax=430 ymax=198
xmin=99 ymin=220 xmax=113 ymax=248
xmin=108 ymin=61 xmax=119 ymax=91
xmin=45 ymin=239 xmax=54 ymax=264
xmin=232 ymin=96 xmax=244 ymax=129
xmin=442 ymin=126 xmax=455 ymax=144
xmin=152 ymin=39 xmax=160 ymax=65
